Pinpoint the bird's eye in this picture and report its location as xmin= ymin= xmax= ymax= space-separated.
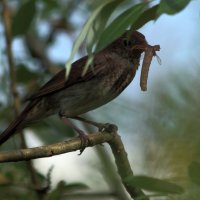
xmin=123 ymin=39 xmax=132 ymax=47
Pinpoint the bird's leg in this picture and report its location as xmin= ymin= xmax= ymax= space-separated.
xmin=59 ymin=112 xmax=89 ymax=154
xmin=71 ymin=116 xmax=104 ymax=130
xmin=71 ymin=116 xmax=118 ymax=133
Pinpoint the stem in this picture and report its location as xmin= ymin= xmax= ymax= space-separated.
xmin=2 ymin=0 xmax=20 ymax=115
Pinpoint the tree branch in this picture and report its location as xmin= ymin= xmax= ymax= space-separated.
xmin=108 ymin=130 xmax=149 ymax=200
xmin=0 ymin=132 xmax=113 ymax=163
xmin=81 ymin=119 xmax=130 ymax=200
xmin=0 ymin=129 xmax=149 ymax=200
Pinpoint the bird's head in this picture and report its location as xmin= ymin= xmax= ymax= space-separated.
xmin=106 ymin=31 xmax=147 ymax=59
xmin=107 ymin=31 xmax=160 ymax=57
xmin=106 ymin=30 xmax=161 ymax=91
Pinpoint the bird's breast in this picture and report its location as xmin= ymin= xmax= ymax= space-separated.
xmin=107 ymin=59 xmax=139 ymax=95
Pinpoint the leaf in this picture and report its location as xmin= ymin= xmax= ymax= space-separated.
xmin=81 ymin=55 xmax=93 ymax=76
xmin=85 ymin=0 xmax=123 ymax=75
xmin=124 ymin=175 xmax=184 ymax=194
xmin=132 ymin=5 xmax=159 ymax=30
xmin=12 ymin=0 xmax=36 ymax=36
xmin=157 ymin=0 xmax=191 ymax=16
xmin=95 ymin=3 xmax=147 ymax=52
xmin=86 ymin=0 xmax=123 ymax=54
xmin=188 ymin=161 xmax=200 ymax=186
xmin=65 ymin=0 xmax=115 ymax=77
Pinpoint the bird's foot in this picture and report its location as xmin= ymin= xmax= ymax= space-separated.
xmin=98 ymin=123 xmax=118 ymax=133
xmin=71 ymin=116 xmax=118 ymax=133
xmin=59 ymin=112 xmax=89 ymax=154
xmin=76 ymin=129 xmax=89 ymax=155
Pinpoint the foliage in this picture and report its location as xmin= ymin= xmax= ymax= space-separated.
xmin=130 ymin=67 xmax=200 ymax=199
xmin=124 ymin=175 xmax=184 ymax=195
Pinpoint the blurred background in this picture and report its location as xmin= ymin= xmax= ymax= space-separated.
xmin=1 ymin=0 xmax=200 ymax=199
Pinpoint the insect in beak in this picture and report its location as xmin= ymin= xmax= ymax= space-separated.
xmin=132 ymin=44 xmax=161 ymax=91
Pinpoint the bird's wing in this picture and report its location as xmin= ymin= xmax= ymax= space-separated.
xmin=27 ymin=53 xmax=112 ymax=100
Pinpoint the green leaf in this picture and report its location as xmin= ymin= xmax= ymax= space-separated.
xmin=95 ymin=3 xmax=147 ymax=52
xmin=188 ymin=161 xmax=200 ymax=186
xmin=81 ymin=55 xmax=93 ymax=76
xmin=85 ymin=0 xmax=123 ymax=75
xmin=132 ymin=5 xmax=159 ymax=30
xmin=12 ymin=0 xmax=36 ymax=36
xmin=157 ymin=0 xmax=191 ymax=15
xmin=65 ymin=0 xmax=115 ymax=77
xmin=86 ymin=0 xmax=123 ymax=54
xmin=124 ymin=175 xmax=184 ymax=194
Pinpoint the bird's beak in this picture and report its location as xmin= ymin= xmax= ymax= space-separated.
xmin=132 ymin=43 xmax=160 ymax=53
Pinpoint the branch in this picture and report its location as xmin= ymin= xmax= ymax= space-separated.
xmin=0 ymin=132 xmax=113 ymax=163
xmin=81 ymin=119 xmax=130 ymax=200
xmin=107 ymin=128 xmax=149 ymax=200
xmin=0 ymin=129 xmax=149 ymax=200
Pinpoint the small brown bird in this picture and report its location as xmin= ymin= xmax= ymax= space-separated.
xmin=0 ymin=31 xmax=160 ymax=145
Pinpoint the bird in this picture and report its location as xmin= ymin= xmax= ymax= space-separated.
xmin=0 ymin=30 xmax=159 ymax=146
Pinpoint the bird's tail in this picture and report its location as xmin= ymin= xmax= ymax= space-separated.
xmin=0 ymin=101 xmax=37 ymax=145
xmin=0 ymin=115 xmax=24 ymax=145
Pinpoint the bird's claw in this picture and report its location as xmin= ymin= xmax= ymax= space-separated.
xmin=98 ymin=123 xmax=118 ymax=133
xmin=78 ymin=130 xmax=89 ymax=155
